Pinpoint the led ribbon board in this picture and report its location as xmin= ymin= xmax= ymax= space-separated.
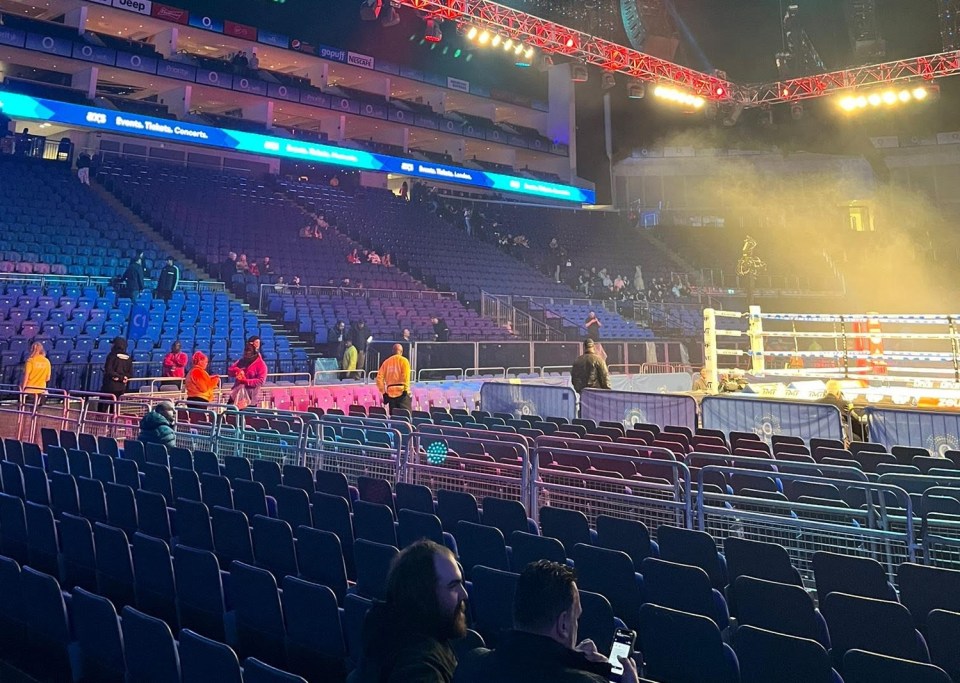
xmin=0 ymin=91 xmax=594 ymax=204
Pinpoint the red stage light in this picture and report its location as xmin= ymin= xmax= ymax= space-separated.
xmin=715 ymin=86 xmax=725 ymax=97
xmin=563 ymin=35 xmax=576 ymax=49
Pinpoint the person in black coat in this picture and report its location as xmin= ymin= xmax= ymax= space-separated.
xmin=155 ymin=258 xmax=180 ymax=301
xmin=349 ymin=320 xmax=372 ymax=376
xmin=453 ymin=561 xmax=639 ymax=683
xmin=101 ymin=337 xmax=133 ymax=400
xmin=122 ymin=254 xmax=146 ymax=300
xmin=432 ymin=316 xmax=451 ymax=342
xmin=328 ymin=320 xmax=347 ymax=360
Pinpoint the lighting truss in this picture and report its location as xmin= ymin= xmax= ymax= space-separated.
xmin=393 ymin=0 xmax=734 ymax=100
xmin=747 ymin=50 xmax=960 ymax=106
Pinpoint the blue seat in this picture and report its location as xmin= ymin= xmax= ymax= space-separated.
xmin=656 ymin=525 xmax=728 ymax=590
xmin=71 ymin=586 xmax=126 ymax=683
xmin=145 ymin=443 xmax=169 ymax=467
xmin=281 ymin=465 xmax=314 ymax=494
xmin=172 ymin=467 xmax=202 ymax=503
xmin=243 ymin=658 xmax=309 ymax=683
xmin=67 ymin=449 xmax=92 ymax=479
xmin=131 ymin=532 xmax=178 ymax=630
xmin=353 ymin=500 xmax=398 ymax=547
xmin=735 ymin=625 xmax=840 ymax=683
xmin=315 ymin=470 xmax=354 ymax=507
xmin=539 ymin=507 xmax=595 ymax=556
xmin=343 ymin=594 xmax=373 ymax=669
xmin=94 ymin=522 xmax=136 ymax=608
xmin=223 ymin=455 xmax=252 ymax=482
xmin=212 ymin=505 xmax=255 ymax=567
xmin=252 ymin=514 xmax=299 ymax=582
xmin=113 ymin=457 xmax=140 ymax=490
xmin=822 ymin=592 xmax=930 ymax=669
xmin=90 ymin=453 xmax=115 ymax=484
xmin=233 ymin=478 xmax=271 ymax=520
xmin=295 ymin=526 xmax=350 ymax=604
xmin=0 ymin=492 xmax=29 ymax=564
xmin=121 ymin=606 xmax=181 ymax=683
xmin=437 ymin=489 xmax=480 ymax=533
xmin=813 ymin=551 xmax=898 ymax=603
xmin=0 ymin=556 xmax=24 ymax=663
xmin=105 ymin=482 xmax=138 ymax=535
xmin=897 ymin=563 xmax=960 ymax=632
xmin=20 ymin=566 xmax=73 ymax=682
xmin=509 ymin=530 xmax=567 ymax=573
xmin=143 ymin=462 xmax=174 ymax=505
xmin=1 ymin=460 xmax=26 ymax=500
xmin=135 ymin=488 xmax=171 ymax=541
xmin=169 ymin=446 xmax=193 ymax=471
xmin=179 ymin=628 xmax=243 ymax=683
xmin=578 ymin=589 xmax=618 ymax=655
xmin=3 ymin=438 xmax=24 ymax=466
xmin=310 ymin=492 xmax=356 ymax=578
xmin=596 ymin=515 xmax=658 ymax=570
xmin=733 ymin=575 xmax=830 ymax=647
xmin=23 ymin=464 xmax=50 ymax=506
xmin=76 ymin=477 xmax=107 ymax=524
xmin=395 ymin=481 xmax=434 ymax=514
xmin=641 ymin=557 xmax=730 ymax=630
xmin=570 ymin=543 xmax=644 ymax=630
xmin=639 ymin=603 xmax=740 ymax=683
xmin=469 ymin=565 xmax=518 ymax=647
xmin=397 ymin=509 xmax=449 ymax=549
xmin=281 ymin=576 xmax=348 ymax=681
xmin=481 ymin=497 xmax=533 ymax=538
xmin=176 ymin=498 xmax=215 ymax=551
xmin=353 ymin=539 xmax=399 ymax=601
xmin=50 ymin=471 xmax=80 ymax=517
xmin=229 ymin=561 xmax=288 ymax=667
xmin=926 ymin=609 xmax=960 ymax=681
xmin=174 ymin=545 xmax=228 ymax=641
xmin=60 ymin=511 xmax=98 ymax=592
xmin=45 ymin=446 xmax=69 ymax=474
xmin=843 ymin=649 xmax=951 ymax=683
xmin=253 ymin=459 xmax=283 ymax=497
xmin=25 ymin=500 xmax=60 ymax=576
xmin=457 ymin=521 xmax=509 ymax=578
xmin=357 ymin=476 xmax=394 ymax=510
xmin=273 ymin=485 xmax=312 ymax=535
xmin=201 ymin=472 xmax=234 ymax=510
xmin=193 ymin=450 xmax=220 ymax=477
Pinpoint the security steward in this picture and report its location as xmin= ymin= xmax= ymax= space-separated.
xmin=376 ymin=344 xmax=413 ymax=415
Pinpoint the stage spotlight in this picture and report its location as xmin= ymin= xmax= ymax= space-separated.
xmin=514 ymin=42 xmax=524 ymax=55
xmin=466 ymin=26 xmax=477 ymax=40
xmin=715 ymin=86 xmax=726 ymax=97
xmin=504 ymin=39 xmax=513 ymax=51
xmin=627 ymin=82 xmax=646 ymax=99
xmin=381 ymin=1 xmax=400 ymax=27
xmin=882 ymin=90 xmax=897 ymax=105
xmin=424 ymin=18 xmax=442 ymax=42
xmin=601 ymin=72 xmax=616 ymax=90
xmin=537 ymin=54 xmax=554 ymax=71
xmin=491 ymin=34 xmax=501 ymax=47
xmin=562 ymin=35 xmax=576 ymax=49
xmin=839 ymin=96 xmax=856 ymax=111
xmin=791 ymin=102 xmax=804 ymax=120
xmin=913 ymin=86 xmax=928 ymax=100
xmin=525 ymin=47 xmax=534 ymax=59
xmin=571 ymin=64 xmax=589 ymax=82
xmin=898 ymin=90 xmax=911 ymax=102
xmin=478 ymin=30 xmax=490 ymax=44
xmin=867 ymin=93 xmax=881 ymax=106
xmin=360 ymin=0 xmax=382 ymax=21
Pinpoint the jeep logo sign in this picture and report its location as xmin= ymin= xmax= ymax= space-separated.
xmin=113 ymin=0 xmax=152 ymax=15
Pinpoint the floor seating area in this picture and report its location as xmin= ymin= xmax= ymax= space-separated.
xmin=1 ymin=426 xmax=959 ymax=682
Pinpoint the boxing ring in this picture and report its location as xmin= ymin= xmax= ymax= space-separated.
xmin=703 ymin=306 xmax=960 ymax=409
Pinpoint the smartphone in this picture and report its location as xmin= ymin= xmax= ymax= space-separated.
xmin=608 ymin=628 xmax=636 ymax=680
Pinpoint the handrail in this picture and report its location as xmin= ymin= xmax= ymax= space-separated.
xmin=480 ymin=291 xmax=566 ymax=342
xmin=260 ymin=283 xmax=458 ymax=312
xmin=0 ymin=272 xmax=225 ymax=293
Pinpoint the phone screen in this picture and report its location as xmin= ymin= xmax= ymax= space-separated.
xmin=608 ymin=640 xmax=631 ymax=675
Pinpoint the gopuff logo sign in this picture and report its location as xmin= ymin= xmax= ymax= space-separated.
xmin=86 ymin=112 xmax=108 ymax=125
xmin=319 ymin=47 xmax=347 ymax=62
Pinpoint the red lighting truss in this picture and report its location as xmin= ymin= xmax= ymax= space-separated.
xmin=747 ymin=50 xmax=960 ymax=105
xmin=395 ymin=0 xmax=960 ymax=109
xmin=393 ymin=0 xmax=735 ymax=100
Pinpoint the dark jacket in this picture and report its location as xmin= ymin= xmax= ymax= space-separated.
xmin=350 ymin=602 xmax=458 ymax=683
xmin=101 ymin=350 xmax=133 ymax=396
xmin=123 ymin=261 xmax=145 ymax=293
xmin=156 ymin=264 xmax=180 ymax=294
xmin=452 ymin=631 xmax=610 ymax=683
xmin=433 ymin=319 xmax=451 ymax=342
xmin=349 ymin=323 xmax=372 ymax=351
xmin=571 ymin=351 xmax=611 ymax=394
xmin=138 ymin=410 xmax=176 ymax=448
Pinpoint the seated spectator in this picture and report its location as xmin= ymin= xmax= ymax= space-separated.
xmin=347 ymin=249 xmax=361 ymax=264
xmin=383 ymin=252 xmax=393 ymax=267
xmin=248 ymin=261 xmax=260 ymax=277
xmin=454 ymin=561 xmax=637 ymax=683
xmin=261 ymin=256 xmax=274 ymax=276
xmin=352 ymin=540 xmax=467 ymax=683
xmin=138 ymin=401 xmax=177 ymax=448
xmin=273 ymin=275 xmax=286 ymax=292
xmin=300 ymin=224 xmax=315 ymax=238
xmin=368 ymin=250 xmax=382 ymax=265
xmin=236 ymin=253 xmax=249 ymax=272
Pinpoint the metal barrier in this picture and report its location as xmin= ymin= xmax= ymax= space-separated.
xmin=305 ymin=421 xmax=405 ymax=486
xmin=696 ymin=463 xmax=916 ymax=587
xmin=172 ymin=403 xmax=223 ymax=454
xmin=0 ymin=388 xmax=73 ymax=443
xmin=921 ymin=486 xmax=960 ymax=569
xmin=405 ymin=431 xmax=530 ymax=512
xmin=532 ymin=447 xmax=692 ymax=531
xmin=76 ymin=394 xmax=152 ymax=447
xmin=416 ymin=368 xmax=466 ymax=382
xmin=215 ymin=408 xmax=310 ymax=466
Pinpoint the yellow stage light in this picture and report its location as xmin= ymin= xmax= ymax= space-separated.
xmin=478 ymin=30 xmax=489 ymax=44
xmin=913 ymin=87 xmax=928 ymax=100
xmin=882 ymin=91 xmax=897 ymax=105
xmin=867 ymin=93 xmax=881 ymax=106
xmin=504 ymin=39 xmax=513 ymax=50
xmin=466 ymin=26 xmax=477 ymax=40
xmin=899 ymin=90 xmax=912 ymax=102
xmin=840 ymin=97 xmax=857 ymax=111
xmin=491 ymin=34 xmax=501 ymax=47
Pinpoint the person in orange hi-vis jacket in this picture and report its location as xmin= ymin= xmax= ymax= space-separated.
xmin=376 ymin=344 xmax=412 ymax=416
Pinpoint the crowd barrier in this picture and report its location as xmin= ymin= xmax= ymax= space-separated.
xmin=610 ymin=372 xmax=695 ymax=393
xmin=579 ymin=389 xmax=698 ymax=432
xmin=479 ymin=381 xmax=577 ymax=422
xmin=701 ymin=395 xmax=844 ymax=444
xmin=866 ymin=407 xmax=960 ymax=455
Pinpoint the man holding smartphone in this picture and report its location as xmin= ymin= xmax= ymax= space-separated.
xmin=453 ymin=561 xmax=639 ymax=683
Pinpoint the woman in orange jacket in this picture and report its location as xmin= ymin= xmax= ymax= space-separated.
xmin=185 ymin=351 xmax=220 ymax=405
